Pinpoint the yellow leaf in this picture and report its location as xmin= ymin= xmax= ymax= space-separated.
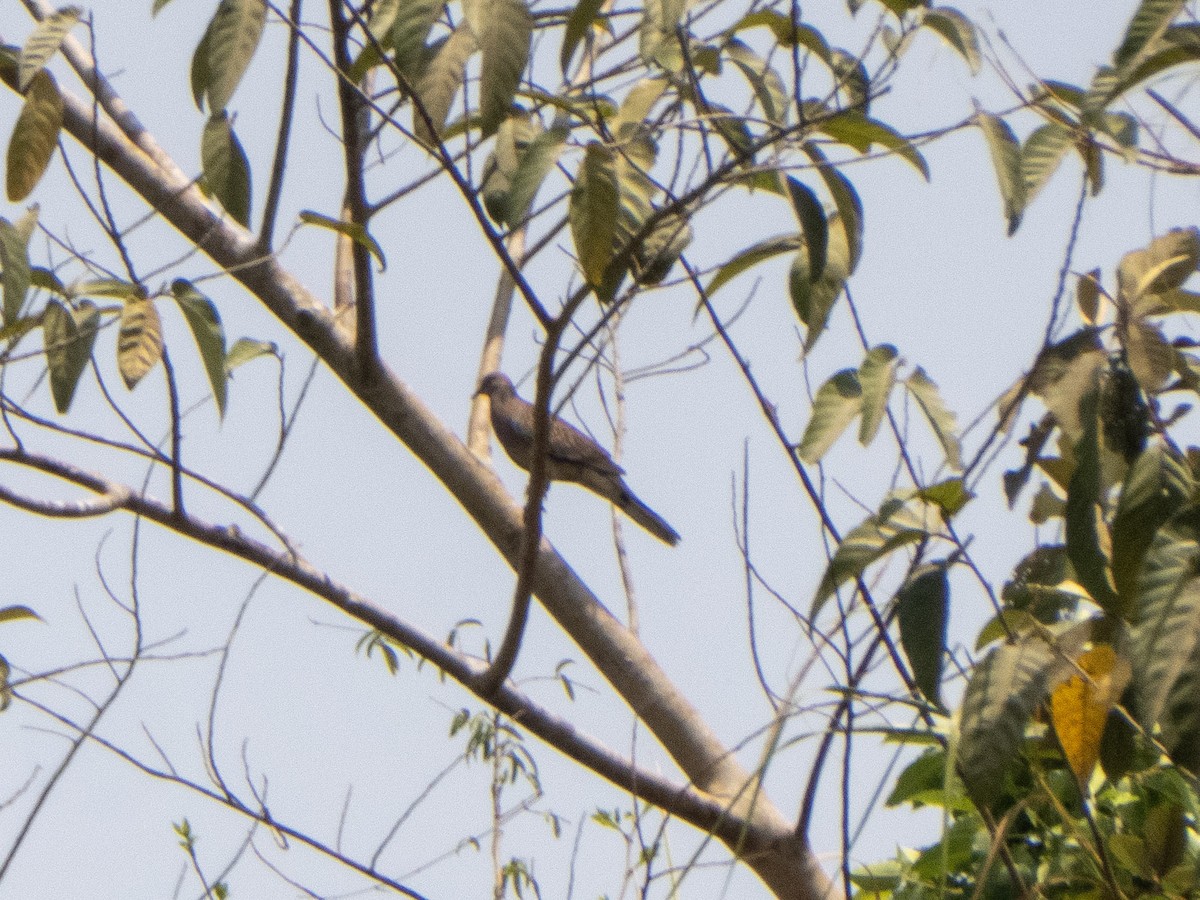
xmin=1050 ymin=645 xmax=1130 ymax=783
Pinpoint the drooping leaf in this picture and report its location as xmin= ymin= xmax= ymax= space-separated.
xmin=0 ymin=605 xmax=41 ymax=624
xmin=299 ymin=211 xmax=386 ymax=271
xmin=117 ymin=297 xmax=163 ymax=389
xmin=570 ymin=142 xmax=620 ymax=293
xmin=782 ymin=176 xmax=827 ymax=282
xmin=1113 ymin=0 xmax=1186 ymax=68
xmin=725 ymin=39 xmax=789 ymax=124
xmin=503 ymin=127 xmax=567 ymax=227
xmin=797 ymin=369 xmax=862 ymax=463
xmin=906 ymin=367 xmax=961 ymax=470
xmin=858 ymin=343 xmax=898 ymax=445
xmin=819 ymin=110 xmax=929 ymax=179
xmin=1050 ymin=644 xmax=1129 ymax=782
xmin=958 ymin=621 xmax=1090 ymax=804
xmin=225 ymin=337 xmax=276 ymax=372
xmin=42 ymin=298 xmax=98 ymax=413
xmin=1020 ymin=122 xmax=1073 ymax=208
xmin=392 ymin=0 xmax=445 ymax=81
xmin=561 ymin=0 xmax=606 ymax=75
xmin=1065 ymin=389 xmax=1119 ymax=611
xmin=897 ymin=564 xmax=949 ymax=708
xmin=976 ymin=111 xmax=1025 ymax=235
xmin=610 ymin=77 xmax=669 ymax=138
xmin=1125 ymin=319 xmax=1173 ymax=393
xmin=0 ymin=209 xmax=35 ymax=325
xmin=791 ymin=212 xmax=850 ymax=349
xmin=803 ymin=142 xmax=864 ymax=272
xmin=632 ymin=212 xmax=691 ymax=285
xmin=811 ymin=496 xmax=933 ymax=618
xmin=0 ymin=653 xmax=9 ymax=711
xmin=921 ymin=8 xmax=980 ymax=73
xmin=7 ymin=69 xmax=62 ymax=202
xmin=1028 ymin=327 xmax=1106 ymax=441
xmin=201 ymin=114 xmax=252 ymax=226
xmin=18 ymin=6 xmax=80 ymax=91
xmin=204 ymin=0 xmax=267 ymax=112
xmin=828 ymin=48 xmax=870 ymax=111
xmin=190 ymin=22 xmax=213 ymax=111
xmin=706 ymin=235 xmax=798 ymax=297
xmin=475 ymin=0 xmax=532 ymax=136
xmin=639 ymin=0 xmax=689 ymax=70
xmin=413 ymin=23 xmax=476 ymax=142
xmin=171 ymin=280 xmax=228 ymax=417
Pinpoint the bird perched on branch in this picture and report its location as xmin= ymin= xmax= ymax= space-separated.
xmin=475 ymin=372 xmax=680 ymax=546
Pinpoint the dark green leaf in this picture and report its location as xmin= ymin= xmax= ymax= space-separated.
xmin=18 ymin=6 xmax=80 ymax=91
xmin=7 ymin=69 xmax=62 ymax=202
xmin=791 ymin=212 xmax=850 ymax=349
xmin=797 ymin=368 xmax=862 ymax=463
xmin=561 ymin=0 xmax=605 ymax=75
xmin=0 ymin=208 xmax=35 ymax=325
xmin=171 ymin=279 xmax=228 ymax=417
xmin=819 ymin=110 xmax=930 ymax=179
xmin=1065 ymin=390 xmax=1119 ymax=611
xmin=803 ymin=142 xmax=864 ymax=272
xmin=190 ymin=22 xmax=213 ymax=111
xmin=475 ymin=0 xmax=532 ymax=137
xmin=43 ymin=299 xmax=98 ymax=413
xmin=392 ymin=0 xmax=444 ymax=81
xmin=897 ymin=564 xmax=949 ymax=707
xmin=201 ymin=114 xmax=252 ymax=226
xmin=705 ymin=234 xmax=798 ymax=297
xmin=783 ymin=177 xmax=827 ymax=281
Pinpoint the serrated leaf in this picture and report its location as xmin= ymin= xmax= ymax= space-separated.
xmin=1050 ymin=644 xmax=1129 ymax=782
xmin=476 ymin=0 xmax=532 ymax=136
xmin=811 ymin=497 xmax=932 ymax=618
xmin=791 ymin=212 xmax=850 ymax=349
xmin=897 ymin=564 xmax=949 ymax=707
xmin=413 ymin=23 xmax=476 ymax=142
xmin=18 ymin=6 xmax=80 ymax=91
xmin=117 ymin=298 xmax=163 ymax=389
xmin=976 ymin=111 xmax=1025 ymax=235
xmin=922 ymin=8 xmax=980 ymax=74
xmin=392 ymin=0 xmax=444 ymax=81
xmin=225 ymin=337 xmax=276 ymax=372
xmin=819 ymin=110 xmax=929 ymax=179
xmin=561 ymin=0 xmax=606 ymax=75
xmin=783 ymin=176 xmax=827 ymax=282
xmin=798 ymin=369 xmax=862 ymax=463
xmin=803 ymin=142 xmax=864 ymax=273
xmin=1131 ymin=511 xmax=1200 ymax=730
xmin=858 ymin=344 xmax=898 ymax=445
xmin=201 ymin=114 xmax=252 ymax=226
xmin=0 ymin=210 xmax=35 ymax=325
xmin=43 ymin=299 xmax=98 ymax=413
xmin=570 ymin=142 xmax=619 ymax=292
xmin=1114 ymin=0 xmax=1186 ymax=68
xmin=1077 ymin=268 xmax=1101 ymax=324
xmin=1020 ymin=122 xmax=1072 ymax=209
xmin=204 ymin=0 xmax=267 ymax=112
xmin=706 ymin=234 xmax=798 ymax=297
xmin=906 ymin=367 xmax=961 ymax=470
xmin=7 ymin=69 xmax=62 ymax=202
xmin=171 ymin=280 xmax=228 ymax=417
xmin=725 ymin=39 xmax=788 ymax=124
xmin=0 ymin=604 xmax=41 ymax=624
xmin=299 ymin=211 xmax=386 ymax=271
xmin=958 ymin=621 xmax=1090 ymax=804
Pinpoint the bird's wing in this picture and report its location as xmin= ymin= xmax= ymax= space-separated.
xmin=547 ymin=416 xmax=625 ymax=476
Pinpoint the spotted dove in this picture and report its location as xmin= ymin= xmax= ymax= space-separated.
xmin=476 ymin=372 xmax=680 ymax=546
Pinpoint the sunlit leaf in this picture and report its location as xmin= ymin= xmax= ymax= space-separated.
xmin=725 ymin=39 xmax=788 ymax=124
xmin=493 ymin=126 xmax=566 ymax=227
xmin=201 ymin=114 xmax=252 ymax=226
xmin=706 ymin=234 xmax=797 ymax=297
xmin=919 ymin=477 xmax=973 ymax=518
xmin=225 ymin=337 xmax=276 ymax=372
xmin=0 ymin=605 xmax=41 ymax=624
xmin=921 ymin=8 xmax=980 ymax=73
xmin=204 ymin=0 xmax=267 ymax=111
xmin=1050 ymin=645 xmax=1129 ymax=782
xmin=791 ymin=212 xmax=850 ymax=349
xmin=475 ymin=0 xmax=532 ymax=136
xmin=0 ymin=653 xmax=9 ymax=711
xmin=1077 ymin=268 xmax=1101 ymax=323
xmin=7 ymin=69 xmax=62 ymax=202
xmin=117 ymin=297 xmax=163 ymax=389
xmin=18 ymin=6 xmax=80 ymax=90
xmin=798 ymin=369 xmax=862 ymax=463
xmin=299 ymin=211 xmax=386 ymax=271
xmin=0 ymin=208 xmax=36 ymax=325
xmin=72 ymin=278 xmax=144 ymax=301
xmin=897 ymin=564 xmax=949 ymax=708
xmin=1020 ymin=122 xmax=1073 ymax=208
xmin=413 ymin=23 xmax=476 ymax=142
xmin=610 ymin=77 xmax=669 ymax=138
xmin=976 ymin=111 xmax=1025 ymax=235
xmin=1113 ymin=0 xmax=1186 ymax=67
xmin=1117 ymin=228 xmax=1200 ymax=302
xmin=819 ymin=110 xmax=929 ymax=179
xmin=43 ymin=298 xmax=98 ymax=413
xmin=171 ymin=279 xmax=228 ymax=417
xmin=858 ymin=343 xmax=898 ymax=445
xmin=906 ymin=368 xmax=961 ymax=470
xmin=570 ymin=142 xmax=619 ymax=293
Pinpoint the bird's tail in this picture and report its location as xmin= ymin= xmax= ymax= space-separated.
xmin=617 ymin=487 xmax=681 ymax=546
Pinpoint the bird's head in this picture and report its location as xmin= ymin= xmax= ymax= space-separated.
xmin=476 ymin=372 xmax=515 ymax=399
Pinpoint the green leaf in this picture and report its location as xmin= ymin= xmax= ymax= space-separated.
xmin=725 ymin=39 xmax=788 ymax=124
xmin=18 ymin=6 xmax=80 ymax=91
xmin=1112 ymin=444 xmax=1193 ymax=612
xmin=1113 ymin=0 xmax=1186 ymax=68
xmin=610 ymin=77 xmax=669 ymax=138
xmin=476 ymin=0 xmax=532 ymax=137
xmin=570 ymin=142 xmax=620 ymax=293
xmin=117 ymin=297 xmax=163 ymax=389
xmin=898 ymin=564 xmax=949 ymax=708
xmin=299 ymin=211 xmax=387 ymax=271
xmin=1077 ymin=268 xmax=1101 ymax=323
xmin=921 ymin=8 xmax=980 ymax=73
xmin=705 ymin=234 xmax=798 ymax=297
xmin=7 ymin=69 xmax=62 ymax=202
xmin=201 ymin=114 xmax=252 ymax=227
xmin=413 ymin=23 xmax=476 ymax=142
xmin=783 ymin=177 xmax=827 ymax=282
xmin=560 ymin=0 xmax=605 ymax=75
xmin=42 ymin=298 xmax=98 ymax=413
xmin=798 ymin=369 xmax=862 ymax=463
xmin=1117 ymin=228 xmax=1200 ymax=302
xmin=225 ymin=337 xmax=276 ymax=372
xmin=1131 ymin=509 xmax=1200 ymax=731
xmin=1065 ymin=389 xmax=1119 ymax=611
xmin=0 ymin=653 xmax=9 ymax=711
xmin=171 ymin=280 xmax=228 ymax=417
xmin=363 ymin=0 xmax=402 ymax=49
xmin=819 ymin=110 xmax=929 ymax=179
xmin=958 ymin=622 xmax=1090 ymax=804
xmin=0 ymin=209 xmax=35 ymax=325
xmin=190 ymin=22 xmax=213 ymax=112
xmin=811 ymin=496 xmax=932 ymax=618
xmin=1126 ymin=319 xmax=1172 ymax=393
xmin=204 ymin=0 xmax=267 ymax=112
xmin=906 ymin=367 xmax=961 ymax=470
xmin=0 ymin=604 xmax=41 ymax=624
xmin=918 ymin=477 xmax=973 ymax=518
xmin=632 ymin=212 xmax=691 ymax=286
xmin=791 ymin=211 xmax=850 ymax=349
xmin=829 ymin=48 xmax=869 ymax=111
xmin=858 ymin=344 xmax=898 ymax=445
xmin=803 ymin=142 xmax=864 ymax=272
xmin=392 ymin=0 xmax=444 ymax=81
xmin=1020 ymin=122 xmax=1073 ymax=208
xmin=976 ymin=111 xmax=1025 ymax=235
xmin=72 ymin=278 xmax=144 ymax=301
